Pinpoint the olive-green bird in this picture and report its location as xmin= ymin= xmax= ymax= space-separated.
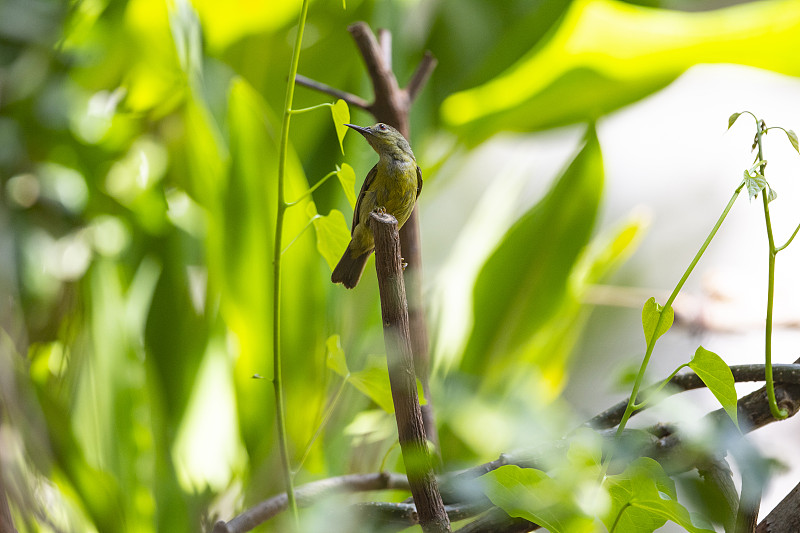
xmin=331 ymin=122 xmax=422 ymax=289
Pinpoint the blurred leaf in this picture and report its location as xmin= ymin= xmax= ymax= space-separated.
xmin=331 ymin=99 xmax=350 ymax=154
xmin=326 ymin=334 xmax=349 ymax=377
xmin=641 ymin=297 xmax=673 ymax=344
xmin=337 ymin=163 xmax=357 ymax=209
xmin=348 ymin=359 xmax=395 ymax=414
xmin=571 ymin=212 xmax=648 ymax=288
xmin=727 ymin=112 xmax=741 ymax=130
xmin=190 ymin=0 xmax=300 ymax=51
xmin=461 ymin=128 xmax=603 ymax=378
xmin=603 ymin=458 xmax=714 ymax=533
xmin=689 ymin=346 xmax=739 ymax=429
xmin=442 ymin=0 xmax=800 ymax=143
xmin=346 ymin=355 xmax=425 ymax=414
xmin=482 ymin=465 xmax=596 ymax=533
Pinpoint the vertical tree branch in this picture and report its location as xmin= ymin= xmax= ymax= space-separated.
xmin=298 ymin=22 xmax=439 ymax=449
xmin=370 ymin=211 xmax=450 ymax=533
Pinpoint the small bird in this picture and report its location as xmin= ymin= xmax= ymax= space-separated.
xmin=331 ymin=122 xmax=423 ymax=288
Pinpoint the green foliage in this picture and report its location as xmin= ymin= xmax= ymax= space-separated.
xmin=482 ymin=465 xmax=597 ymax=533
xmin=3 ymin=0 xmax=799 ymax=531
xmin=689 ymin=346 xmax=739 ymax=429
xmin=461 ymin=128 xmax=604 ymax=386
xmin=331 ymin=99 xmax=351 ymax=153
xmin=442 ymin=0 xmax=800 ymax=144
xmin=336 ymin=163 xmax=358 ymax=209
xmin=604 ymin=458 xmax=715 ymax=533
xmin=641 ymin=297 xmax=674 ymax=345
xmin=308 ymin=204 xmax=351 ymax=271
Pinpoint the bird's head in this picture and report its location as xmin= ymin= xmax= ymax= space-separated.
xmin=344 ymin=123 xmax=414 ymax=160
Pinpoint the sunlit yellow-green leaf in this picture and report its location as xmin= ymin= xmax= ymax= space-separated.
xmin=331 ymin=99 xmax=350 ymax=154
xmin=641 ymin=297 xmax=674 ymax=345
xmin=337 ymin=163 xmax=357 ymax=209
xmin=689 ymin=346 xmax=739 ymax=429
xmin=326 ymin=334 xmax=349 ymax=377
xmin=190 ymin=0 xmax=301 ymax=51
xmin=442 ymin=0 xmax=800 ymax=143
xmin=309 ymin=207 xmax=351 ymax=271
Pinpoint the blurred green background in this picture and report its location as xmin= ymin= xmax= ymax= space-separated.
xmin=2 ymin=0 xmax=800 ymax=531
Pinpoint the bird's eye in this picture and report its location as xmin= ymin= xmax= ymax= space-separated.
xmin=378 ymin=123 xmax=387 ymax=131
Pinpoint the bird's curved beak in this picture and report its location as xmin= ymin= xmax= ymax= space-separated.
xmin=344 ymin=123 xmax=372 ymax=137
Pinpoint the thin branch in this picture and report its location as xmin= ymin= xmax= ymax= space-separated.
xmin=348 ymin=22 xmax=398 ymax=100
xmin=587 ymin=363 xmax=800 ymax=430
xmin=294 ymin=74 xmax=370 ymax=110
xmin=406 ymin=51 xmax=437 ymax=103
xmin=756 ymin=481 xmax=800 ymax=532
xmin=212 ymin=473 xmax=410 ymax=533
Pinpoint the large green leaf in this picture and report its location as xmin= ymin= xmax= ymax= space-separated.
xmin=482 ymin=465 xmax=597 ymax=533
xmin=460 ymin=128 xmax=603 ymax=378
xmin=689 ymin=346 xmax=739 ymax=429
xmin=604 ymin=458 xmax=715 ymax=533
xmin=442 ymin=0 xmax=800 ymax=144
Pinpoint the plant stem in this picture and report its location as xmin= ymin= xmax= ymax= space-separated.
xmin=775 ymin=221 xmax=800 ymax=253
xmin=274 ymin=0 xmax=311 ymax=526
xmin=614 ymin=182 xmax=745 ymax=438
xmin=289 ymin=102 xmax=334 ymax=114
xmin=755 ymin=121 xmax=789 ymax=420
xmin=633 ymin=363 xmax=688 ymax=410
xmin=285 ymin=169 xmax=338 ymax=206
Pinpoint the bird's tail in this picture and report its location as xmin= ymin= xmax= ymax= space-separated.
xmin=331 ymin=243 xmax=372 ymax=289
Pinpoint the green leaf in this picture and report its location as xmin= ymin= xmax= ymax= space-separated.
xmin=482 ymin=465 xmax=596 ymax=533
xmin=689 ymin=346 xmax=739 ymax=429
xmin=641 ymin=297 xmax=674 ymax=345
xmin=744 ymin=173 xmax=767 ymax=201
xmin=767 ymin=186 xmax=778 ymax=204
xmin=727 ymin=112 xmax=741 ymax=130
xmin=309 ymin=206 xmax=351 ymax=271
xmin=336 ymin=163 xmax=357 ymax=209
xmin=785 ymin=129 xmax=799 ymax=154
xmin=348 ymin=357 xmax=395 ymax=413
xmin=604 ymin=458 xmax=714 ymax=533
xmin=441 ymin=0 xmax=800 ymax=144
xmin=326 ymin=334 xmax=348 ymax=377
xmin=331 ymin=99 xmax=350 ymax=154
xmin=461 ymin=128 xmax=603 ymax=377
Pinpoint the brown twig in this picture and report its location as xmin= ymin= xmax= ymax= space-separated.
xmin=587 ymin=363 xmax=800 ymax=430
xmin=370 ymin=210 xmax=450 ymax=533
xmin=407 ymin=51 xmax=438 ymax=103
xmin=211 ymin=472 xmax=410 ymax=533
xmin=294 ymin=74 xmax=369 ymax=110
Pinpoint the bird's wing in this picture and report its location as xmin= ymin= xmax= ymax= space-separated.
xmin=352 ymin=164 xmax=378 ymax=234
xmin=416 ymin=165 xmax=423 ymax=199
